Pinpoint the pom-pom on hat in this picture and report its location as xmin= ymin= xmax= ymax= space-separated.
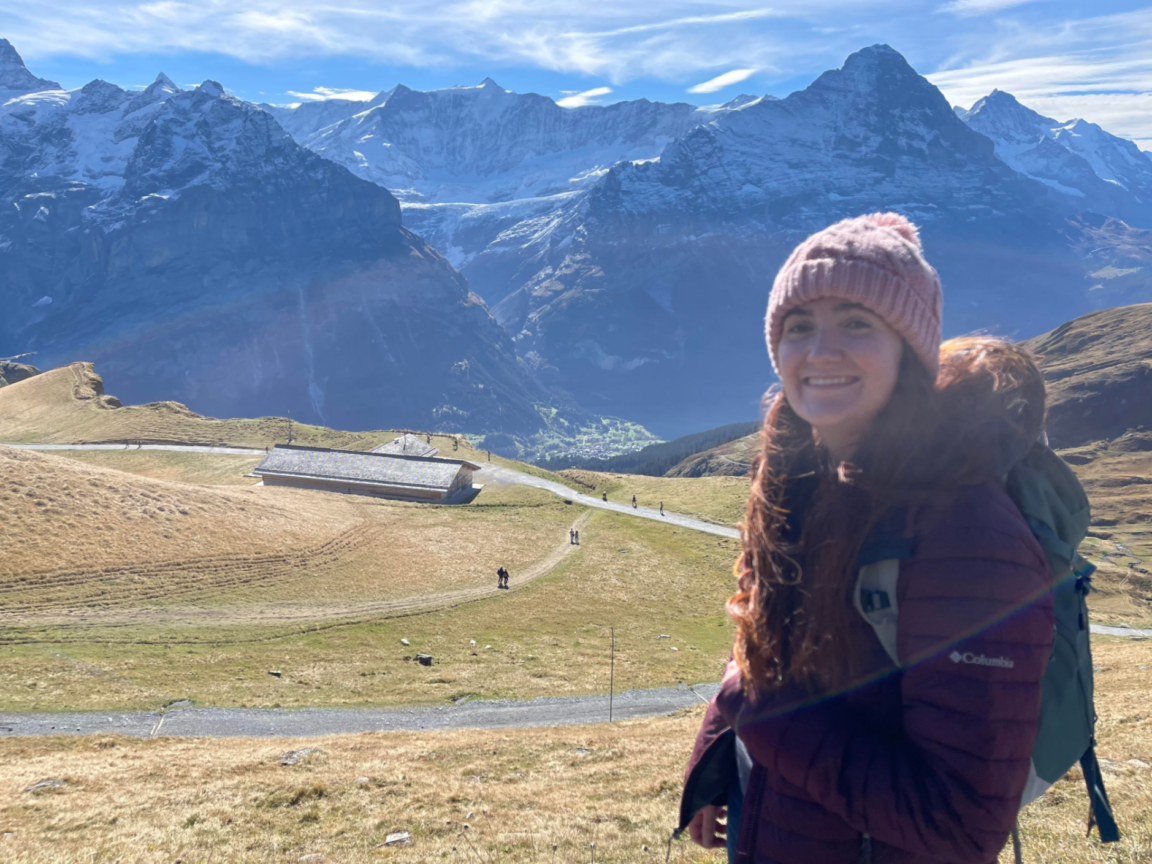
xmin=765 ymin=212 xmax=943 ymax=379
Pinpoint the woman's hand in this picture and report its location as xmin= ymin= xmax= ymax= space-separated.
xmin=687 ymin=805 xmax=728 ymax=849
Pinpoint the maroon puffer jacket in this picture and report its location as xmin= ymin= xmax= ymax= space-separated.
xmin=683 ymin=479 xmax=1055 ymax=864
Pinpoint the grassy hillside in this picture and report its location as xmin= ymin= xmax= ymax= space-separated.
xmin=666 ymin=429 xmax=760 ymax=478
xmin=2 ymin=638 xmax=1149 ymax=864
xmin=0 ymin=447 xmax=579 ymax=612
xmin=0 ymin=447 xmax=740 ymax=712
xmin=558 ymin=468 xmax=750 ymax=528
xmin=0 ymin=362 xmax=459 ymax=452
xmin=1022 ymin=303 xmax=1152 ymax=449
xmin=50 ymin=449 xmax=263 ymax=485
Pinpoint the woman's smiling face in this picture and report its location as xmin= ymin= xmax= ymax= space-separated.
xmin=777 ymin=297 xmax=905 ymax=459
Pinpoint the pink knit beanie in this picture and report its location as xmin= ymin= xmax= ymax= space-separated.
xmin=765 ymin=213 xmax=943 ymax=379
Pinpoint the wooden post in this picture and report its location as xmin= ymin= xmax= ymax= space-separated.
xmin=609 ymin=627 xmax=615 ymax=723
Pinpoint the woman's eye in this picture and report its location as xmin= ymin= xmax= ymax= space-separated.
xmin=843 ymin=317 xmax=873 ymax=331
xmin=785 ymin=321 xmax=813 ymax=335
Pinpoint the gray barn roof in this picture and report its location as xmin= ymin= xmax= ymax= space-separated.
xmin=371 ymin=433 xmax=439 ymax=458
xmin=254 ymin=445 xmax=479 ymax=494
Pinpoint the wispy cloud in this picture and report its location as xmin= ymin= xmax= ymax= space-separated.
xmin=688 ymin=68 xmax=757 ymax=93
xmin=937 ymin=0 xmax=1039 ymax=16
xmin=285 ymin=86 xmax=377 ymax=102
xmin=928 ymin=8 xmax=1152 ymax=148
xmin=592 ymin=9 xmax=780 ymax=37
xmin=0 ymin=0 xmax=818 ymax=82
xmin=3 ymin=0 xmax=1151 ymax=150
xmin=555 ymin=86 xmax=612 ymax=108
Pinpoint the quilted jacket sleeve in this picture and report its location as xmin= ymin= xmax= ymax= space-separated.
xmin=715 ymin=482 xmax=1055 ymax=863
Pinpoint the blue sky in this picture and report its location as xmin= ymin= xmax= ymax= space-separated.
xmin=4 ymin=1 xmax=1151 ymax=148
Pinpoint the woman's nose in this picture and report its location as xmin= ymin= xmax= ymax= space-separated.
xmin=808 ymin=325 xmax=843 ymax=359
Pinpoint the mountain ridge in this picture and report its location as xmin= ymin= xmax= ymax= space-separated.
xmin=0 ymin=58 xmax=588 ymax=449
xmin=5 ymin=39 xmax=1152 ymax=442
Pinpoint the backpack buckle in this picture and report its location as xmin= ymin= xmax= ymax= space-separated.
xmin=1073 ymin=557 xmax=1097 ymax=595
xmin=861 ymin=589 xmax=891 ymax=613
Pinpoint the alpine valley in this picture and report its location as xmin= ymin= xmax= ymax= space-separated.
xmin=3 ymin=39 xmax=1151 ymax=449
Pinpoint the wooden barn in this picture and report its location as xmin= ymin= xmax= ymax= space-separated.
xmin=253 ymin=444 xmax=480 ymax=503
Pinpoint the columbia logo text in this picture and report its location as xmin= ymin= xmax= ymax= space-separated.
xmin=949 ymin=650 xmax=1014 ymax=669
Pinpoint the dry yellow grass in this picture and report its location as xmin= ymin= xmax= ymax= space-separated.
xmin=1066 ymin=447 xmax=1152 ymax=629
xmin=1006 ymin=638 xmax=1152 ymax=863
xmin=48 ymin=449 xmax=263 ymax=486
xmin=0 ymin=363 xmax=474 ymax=455
xmin=0 ymin=448 xmax=580 ymax=630
xmin=558 ymin=469 xmax=749 ymax=527
xmin=0 ymin=508 xmax=738 ymax=712
xmin=0 ymin=446 xmax=739 ymax=712
xmin=0 ymin=638 xmax=1147 ymax=864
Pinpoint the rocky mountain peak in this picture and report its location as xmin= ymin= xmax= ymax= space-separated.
xmin=0 ymin=38 xmax=61 ymax=93
xmin=802 ymin=43 xmax=964 ymax=134
xmin=124 ymin=71 xmax=182 ymax=115
xmin=967 ymin=89 xmax=1057 ymax=136
xmin=961 ymin=88 xmax=1152 ymax=218
xmin=719 ymin=94 xmax=763 ymax=110
xmin=75 ymin=79 xmax=129 ymax=114
xmin=123 ymin=83 xmax=303 ymax=199
xmin=836 ymin=43 xmax=924 ymax=87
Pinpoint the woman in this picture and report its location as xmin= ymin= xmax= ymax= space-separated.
xmin=682 ymin=213 xmax=1055 ymax=863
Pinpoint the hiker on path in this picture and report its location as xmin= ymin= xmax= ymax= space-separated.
xmin=602 ymin=491 xmax=608 ymax=502
xmin=574 ymin=529 xmax=580 ymax=545
xmin=659 ymin=501 xmax=664 ymax=516
xmin=682 ymin=214 xmax=1060 ymax=864
xmin=632 ymin=494 xmax=637 ymax=508
xmin=496 ymin=566 xmax=509 ymax=589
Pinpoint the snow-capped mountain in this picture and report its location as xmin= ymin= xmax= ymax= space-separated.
xmin=0 ymin=38 xmax=59 ymax=98
xmin=274 ymin=79 xmax=714 ymax=202
xmin=961 ymin=89 xmax=1152 ymax=227
xmin=269 ymin=83 xmax=750 ymax=302
xmin=488 ymin=46 xmax=1152 ymax=433
xmin=0 ymin=49 xmax=573 ymax=439
xmin=5 ymin=39 xmax=1151 ymax=441
xmin=269 ymin=47 xmax=1152 ymax=436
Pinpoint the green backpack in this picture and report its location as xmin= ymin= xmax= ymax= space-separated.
xmin=854 ymin=442 xmax=1120 ymax=859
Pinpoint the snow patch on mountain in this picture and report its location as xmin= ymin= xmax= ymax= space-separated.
xmin=963 ymin=89 xmax=1152 ymax=224
xmin=0 ymin=38 xmax=60 ymax=98
xmin=269 ymin=81 xmax=744 ymax=302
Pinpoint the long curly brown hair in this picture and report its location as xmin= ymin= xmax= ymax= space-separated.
xmin=728 ymin=336 xmax=1047 ymax=697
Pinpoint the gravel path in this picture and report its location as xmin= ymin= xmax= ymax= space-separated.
xmin=4 ymin=619 xmax=1147 ymax=738
xmin=1090 ymin=623 xmax=1152 ymax=638
xmin=474 ymin=464 xmax=741 ymax=539
xmin=0 ymin=684 xmax=722 ymax=739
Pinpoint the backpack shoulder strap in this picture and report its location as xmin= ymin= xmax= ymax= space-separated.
xmin=1080 ymin=743 xmax=1122 ymax=843
xmin=853 ymin=558 xmax=902 ymax=666
xmin=854 ymin=510 xmax=916 ymax=667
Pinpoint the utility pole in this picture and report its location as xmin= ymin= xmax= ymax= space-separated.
xmin=609 ymin=627 xmax=615 ymax=723
xmin=287 ymin=411 xmax=293 ymax=444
